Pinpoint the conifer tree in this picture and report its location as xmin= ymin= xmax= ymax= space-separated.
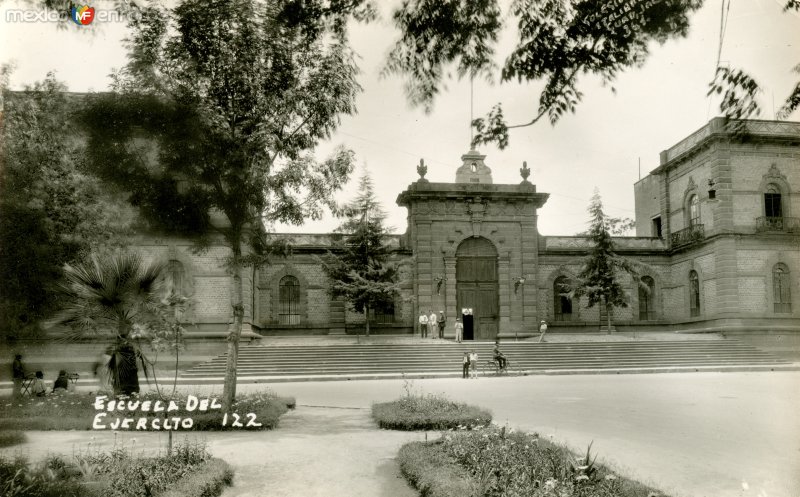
xmin=323 ymin=170 xmax=400 ymax=337
xmin=568 ymin=190 xmax=646 ymax=332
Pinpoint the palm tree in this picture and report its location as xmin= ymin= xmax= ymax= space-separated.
xmin=50 ymin=251 xmax=166 ymax=395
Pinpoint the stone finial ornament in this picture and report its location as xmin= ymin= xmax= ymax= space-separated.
xmin=417 ymin=158 xmax=427 ymax=180
xmin=520 ymin=161 xmax=531 ymax=182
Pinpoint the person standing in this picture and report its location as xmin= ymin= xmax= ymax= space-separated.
xmin=538 ymin=320 xmax=548 ymax=343
xmin=469 ymin=350 xmax=479 ymax=378
xmin=462 ymin=352 xmax=470 ymax=379
xmin=419 ymin=311 xmax=429 ymax=338
xmin=454 ymin=318 xmax=464 ymax=343
xmin=94 ymin=346 xmax=113 ymax=394
xmin=428 ymin=310 xmax=437 ymax=339
xmin=437 ymin=311 xmax=446 ymax=339
xmin=11 ymin=354 xmax=25 ymax=398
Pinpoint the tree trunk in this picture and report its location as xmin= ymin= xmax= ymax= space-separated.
xmin=605 ymin=299 xmax=613 ymax=334
xmin=222 ymin=243 xmax=245 ymax=414
xmin=364 ymin=306 xmax=370 ymax=337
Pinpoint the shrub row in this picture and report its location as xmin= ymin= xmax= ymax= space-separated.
xmin=372 ymin=394 xmax=492 ymax=431
xmin=398 ymin=426 xmax=670 ymax=497
xmin=0 ymin=391 xmax=295 ymax=431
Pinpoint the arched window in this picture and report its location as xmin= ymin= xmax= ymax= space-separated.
xmin=167 ymin=260 xmax=185 ymax=295
xmin=638 ymin=276 xmax=655 ymax=321
xmin=688 ymin=195 xmax=700 ymax=226
xmin=689 ymin=270 xmax=700 ymax=317
xmin=764 ymin=184 xmax=783 ymax=219
xmin=773 ymin=264 xmax=792 ymax=313
xmin=278 ymin=275 xmax=300 ymax=325
xmin=554 ymin=276 xmax=573 ymax=321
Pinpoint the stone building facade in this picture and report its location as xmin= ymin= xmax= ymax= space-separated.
xmin=150 ymin=118 xmax=799 ymax=339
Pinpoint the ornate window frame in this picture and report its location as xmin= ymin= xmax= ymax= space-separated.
xmin=270 ymin=266 xmax=308 ymax=326
xmin=772 ymin=263 xmax=792 ymax=314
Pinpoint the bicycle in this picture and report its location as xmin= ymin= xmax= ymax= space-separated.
xmin=482 ymin=358 xmax=513 ymax=376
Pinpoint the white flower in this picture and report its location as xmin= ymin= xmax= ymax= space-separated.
xmin=604 ymin=474 xmax=617 ymax=481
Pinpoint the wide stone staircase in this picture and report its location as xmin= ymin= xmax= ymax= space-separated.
xmin=179 ymin=339 xmax=792 ymax=382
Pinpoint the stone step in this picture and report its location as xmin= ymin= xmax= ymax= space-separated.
xmin=181 ymin=339 xmax=789 ymax=378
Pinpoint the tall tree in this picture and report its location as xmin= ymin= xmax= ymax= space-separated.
xmin=384 ymin=0 xmax=799 ymax=149
xmin=322 ymin=169 xmax=400 ymax=337
xmin=568 ymin=190 xmax=646 ymax=332
xmin=80 ymin=0 xmax=372 ymax=411
xmin=0 ymin=70 xmax=136 ymax=339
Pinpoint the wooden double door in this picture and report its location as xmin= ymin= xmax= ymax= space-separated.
xmin=455 ymin=237 xmax=498 ymax=341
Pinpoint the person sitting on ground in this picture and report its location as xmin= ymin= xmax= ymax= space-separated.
xmin=30 ymin=371 xmax=47 ymax=397
xmin=492 ymin=340 xmax=507 ymax=370
xmin=53 ymin=370 xmax=69 ymax=393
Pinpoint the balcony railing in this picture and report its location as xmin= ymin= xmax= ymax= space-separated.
xmin=756 ymin=216 xmax=800 ymax=233
xmin=670 ymin=224 xmax=705 ymax=248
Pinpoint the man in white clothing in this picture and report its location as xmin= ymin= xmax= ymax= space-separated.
xmin=419 ymin=312 xmax=428 ymax=338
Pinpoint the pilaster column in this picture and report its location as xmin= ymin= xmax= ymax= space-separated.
xmin=498 ymin=254 xmax=510 ymax=336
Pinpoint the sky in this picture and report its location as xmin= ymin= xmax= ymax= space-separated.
xmin=1 ymin=0 xmax=798 ymax=236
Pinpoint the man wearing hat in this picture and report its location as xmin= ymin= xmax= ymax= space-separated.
xmin=538 ymin=320 xmax=548 ymax=343
xmin=436 ymin=311 xmax=446 ymax=339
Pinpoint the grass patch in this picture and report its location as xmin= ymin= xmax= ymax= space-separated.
xmin=0 ymin=430 xmax=26 ymax=447
xmin=372 ymin=391 xmax=492 ymax=431
xmin=398 ymin=425 xmax=670 ymax=497
xmin=0 ymin=391 xmax=295 ymax=431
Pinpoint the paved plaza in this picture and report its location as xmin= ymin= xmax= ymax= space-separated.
xmin=3 ymin=371 xmax=799 ymax=497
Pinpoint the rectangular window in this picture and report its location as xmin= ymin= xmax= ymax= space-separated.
xmin=652 ymin=216 xmax=662 ymax=238
xmin=764 ymin=193 xmax=782 ymax=218
xmin=369 ymin=302 xmax=395 ymax=324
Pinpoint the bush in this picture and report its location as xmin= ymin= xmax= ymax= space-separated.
xmin=0 ymin=430 xmax=26 ymax=447
xmin=0 ymin=454 xmax=95 ymax=497
xmin=373 ymin=393 xmax=492 ymax=431
xmin=398 ymin=426 xmax=670 ymax=497
xmin=78 ymin=439 xmax=216 ymax=497
xmin=397 ymin=442 xmax=474 ymax=497
xmin=0 ymin=437 xmax=233 ymax=497
xmin=160 ymin=458 xmax=234 ymax=497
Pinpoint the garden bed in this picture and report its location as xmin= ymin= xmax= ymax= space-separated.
xmin=398 ymin=425 xmax=669 ymax=497
xmin=0 ymin=439 xmax=233 ymax=497
xmin=0 ymin=391 xmax=295 ymax=431
xmin=372 ymin=392 xmax=492 ymax=431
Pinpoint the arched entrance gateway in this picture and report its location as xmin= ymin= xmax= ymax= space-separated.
xmin=456 ymin=237 xmax=498 ymax=340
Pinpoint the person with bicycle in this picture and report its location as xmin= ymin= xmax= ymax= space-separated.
xmin=492 ymin=339 xmax=507 ymax=371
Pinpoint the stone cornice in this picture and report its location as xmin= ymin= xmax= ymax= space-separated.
xmin=652 ymin=118 xmax=800 ymax=175
xmin=396 ymin=182 xmax=549 ymax=208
